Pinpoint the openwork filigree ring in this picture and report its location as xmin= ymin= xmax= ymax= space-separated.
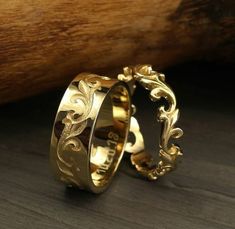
xmin=118 ymin=65 xmax=183 ymax=180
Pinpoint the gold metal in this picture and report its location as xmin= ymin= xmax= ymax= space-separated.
xmin=118 ymin=64 xmax=183 ymax=180
xmin=50 ymin=73 xmax=131 ymax=193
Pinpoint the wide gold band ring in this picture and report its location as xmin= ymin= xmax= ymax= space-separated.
xmin=118 ymin=65 xmax=183 ymax=180
xmin=50 ymin=73 xmax=131 ymax=193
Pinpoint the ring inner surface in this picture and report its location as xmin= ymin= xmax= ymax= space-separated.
xmin=90 ymin=85 xmax=130 ymax=187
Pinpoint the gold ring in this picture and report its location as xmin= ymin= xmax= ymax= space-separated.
xmin=118 ymin=64 xmax=183 ymax=180
xmin=50 ymin=73 xmax=131 ymax=193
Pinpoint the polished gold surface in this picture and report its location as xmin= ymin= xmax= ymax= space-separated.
xmin=50 ymin=74 xmax=131 ymax=193
xmin=118 ymin=64 xmax=183 ymax=180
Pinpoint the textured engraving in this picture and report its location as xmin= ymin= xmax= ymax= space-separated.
xmin=56 ymin=76 xmax=101 ymax=186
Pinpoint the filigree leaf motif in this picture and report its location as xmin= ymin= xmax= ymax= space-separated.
xmin=78 ymin=80 xmax=90 ymax=98
xmin=159 ymin=149 xmax=175 ymax=163
xmin=170 ymin=128 xmax=183 ymax=139
xmin=157 ymin=106 xmax=168 ymax=121
xmin=57 ymin=161 xmax=73 ymax=175
xmin=150 ymin=87 xmax=163 ymax=101
xmin=134 ymin=64 xmax=153 ymax=78
xmin=69 ymin=121 xmax=87 ymax=138
xmin=171 ymin=109 xmax=180 ymax=125
xmin=63 ymin=138 xmax=82 ymax=152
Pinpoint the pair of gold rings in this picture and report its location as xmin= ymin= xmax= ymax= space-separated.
xmin=50 ymin=64 xmax=183 ymax=193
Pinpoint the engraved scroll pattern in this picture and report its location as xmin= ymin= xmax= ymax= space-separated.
xmin=56 ymin=76 xmax=101 ymax=186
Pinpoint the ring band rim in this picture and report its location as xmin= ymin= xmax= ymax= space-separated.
xmin=87 ymin=80 xmax=131 ymax=193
